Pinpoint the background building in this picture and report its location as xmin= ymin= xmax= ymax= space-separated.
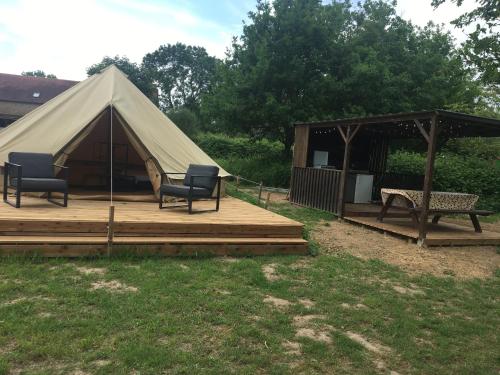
xmin=0 ymin=73 xmax=77 ymax=128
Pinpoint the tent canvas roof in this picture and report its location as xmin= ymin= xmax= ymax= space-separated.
xmin=0 ymin=65 xmax=229 ymax=177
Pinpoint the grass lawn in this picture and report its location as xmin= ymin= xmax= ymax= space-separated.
xmin=0 ymin=198 xmax=498 ymax=374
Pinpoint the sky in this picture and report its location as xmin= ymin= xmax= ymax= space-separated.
xmin=0 ymin=0 xmax=478 ymax=81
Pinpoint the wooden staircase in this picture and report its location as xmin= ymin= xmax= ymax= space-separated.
xmin=0 ymin=198 xmax=308 ymax=257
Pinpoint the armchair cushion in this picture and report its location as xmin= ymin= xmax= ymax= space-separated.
xmin=8 ymin=152 xmax=54 ymax=178
xmin=160 ymin=184 xmax=211 ymax=199
xmin=183 ymin=164 xmax=219 ymax=191
xmin=11 ymin=178 xmax=67 ymax=191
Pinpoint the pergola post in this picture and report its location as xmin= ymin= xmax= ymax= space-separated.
xmin=417 ymin=114 xmax=439 ymax=246
xmin=337 ymin=125 xmax=360 ymax=217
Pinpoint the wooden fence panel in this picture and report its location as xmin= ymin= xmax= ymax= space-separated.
xmin=289 ymin=167 xmax=342 ymax=214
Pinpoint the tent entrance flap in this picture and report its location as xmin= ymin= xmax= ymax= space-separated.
xmin=61 ymin=106 xmax=156 ymax=193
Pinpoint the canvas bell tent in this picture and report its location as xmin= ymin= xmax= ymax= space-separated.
xmin=0 ymin=65 xmax=228 ymax=197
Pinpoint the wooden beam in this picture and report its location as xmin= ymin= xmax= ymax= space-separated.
xmin=414 ymin=119 xmax=430 ymax=143
xmin=337 ymin=126 xmax=353 ymax=217
xmin=336 ymin=125 xmax=348 ymax=143
xmin=347 ymin=124 xmax=361 ymax=143
xmin=293 ymin=125 xmax=310 ymax=167
xmin=417 ymin=115 xmax=438 ymax=246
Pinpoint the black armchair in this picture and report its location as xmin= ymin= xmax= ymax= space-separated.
xmin=159 ymin=164 xmax=221 ymax=214
xmin=3 ymin=152 xmax=69 ymax=208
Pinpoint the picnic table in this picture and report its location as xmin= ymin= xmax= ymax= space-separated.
xmin=377 ymin=188 xmax=492 ymax=233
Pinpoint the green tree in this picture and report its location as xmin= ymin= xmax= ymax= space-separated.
xmin=166 ymin=107 xmax=200 ymax=139
xmin=201 ymin=0 xmax=478 ymax=154
xmin=86 ymin=56 xmax=158 ymax=104
xmin=21 ymin=70 xmax=57 ymax=79
xmin=431 ymin=0 xmax=500 ymax=84
xmin=143 ymin=43 xmax=219 ymax=111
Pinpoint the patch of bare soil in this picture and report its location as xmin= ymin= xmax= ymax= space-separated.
xmin=313 ymin=219 xmax=500 ymax=279
xmin=262 ymin=263 xmax=280 ymax=281
xmin=295 ymin=328 xmax=332 ymax=343
xmin=392 ymin=285 xmax=425 ymax=296
xmin=90 ymin=280 xmax=138 ymax=293
xmin=282 ymin=340 xmax=302 ymax=355
xmin=341 ymin=303 xmax=367 ymax=310
xmin=345 ymin=331 xmax=391 ymax=354
xmin=263 ymin=295 xmax=291 ymax=309
xmin=292 ymin=315 xmax=325 ymax=327
xmin=298 ymin=298 xmax=315 ymax=308
xmin=289 ymin=258 xmax=313 ymax=270
xmin=76 ymin=266 xmax=107 ymax=275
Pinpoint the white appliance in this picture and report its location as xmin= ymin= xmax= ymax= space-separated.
xmin=346 ymin=173 xmax=374 ymax=203
xmin=313 ymin=150 xmax=329 ymax=168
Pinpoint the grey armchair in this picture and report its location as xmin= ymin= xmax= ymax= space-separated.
xmin=3 ymin=152 xmax=69 ymax=208
xmin=159 ymin=164 xmax=221 ymax=214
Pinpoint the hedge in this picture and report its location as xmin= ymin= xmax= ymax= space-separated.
xmin=388 ymin=150 xmax=500 ymax=211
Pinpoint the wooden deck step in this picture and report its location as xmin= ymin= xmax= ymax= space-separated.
xmin=0 ymin=220 xmax=303 ymax=238
xmin=0 ymin=236 xmax=308 ymax=257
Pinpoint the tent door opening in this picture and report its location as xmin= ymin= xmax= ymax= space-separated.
xmin=62 ymin=107 xmax=153 ymax=193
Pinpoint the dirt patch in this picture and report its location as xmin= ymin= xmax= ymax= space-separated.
xmin=282 ymin=340 xmax=302 ymax=355
xmin=90 ymin=280 xmax=138 ymax=293
xmin=313 ymin=219 xmax=500 ymax=278
xmin=298 ymin=298 xmax=315 ymax=308
xmin=341 ymin=303 xmax=367 ymax=310
xmin=93 ymin=360 xmax=111 ymax=368
xmin=345 ymin=331 xmax=391 ymax=354
xmin=295 ymin=328 xmax=332 ymax=343
xmin=392 ymin=285 xmax=425 ymax=296
xmin=289 ymin=258 xmax=312 ymax=270
xmin=76 ymin=266 xmax=107 ymax=275
xmin=292 ymin=315 xmax=325 ymax=327
xmin=262 ymin=263 xmax=280 ymax=281
xmin=219 ymin=257 xmax=240 ymax=263
xmin=263 ymin=295 xmax=291 ymax=309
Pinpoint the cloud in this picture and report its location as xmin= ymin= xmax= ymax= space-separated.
xmin=395 ymin=0 xmax=478 ymax=43
xmin=0 ymin=0 xmax=480 ymax=81
xmin=0 ymin=0 xmax=238 ymax=80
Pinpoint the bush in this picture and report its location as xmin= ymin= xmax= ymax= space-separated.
xmin=216 ymin=157 xmax=291 ymax=188
xmin=195 ymin=132 xmax=284 ymax=160
xmin=388 ymin=150 xmax=500 ymax=211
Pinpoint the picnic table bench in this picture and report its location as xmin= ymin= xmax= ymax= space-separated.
xmin=377 ymin=188 xmax=494 ymax=233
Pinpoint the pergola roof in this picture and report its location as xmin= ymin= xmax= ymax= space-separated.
xmin=295 ymin=110 xmax=500 ymax=139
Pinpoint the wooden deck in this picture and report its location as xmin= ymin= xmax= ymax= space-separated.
xmin=0 ymin=197 xmax=307 ymax=256
xmin=345 ymin=215 xmax=500 ymax=246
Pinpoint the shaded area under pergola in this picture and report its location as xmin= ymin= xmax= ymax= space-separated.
xmin=290 ymin=110 xmax=500 ymax=246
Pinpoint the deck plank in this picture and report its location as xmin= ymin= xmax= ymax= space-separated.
xmin=0 ymin=197 xmax=307 ymax=256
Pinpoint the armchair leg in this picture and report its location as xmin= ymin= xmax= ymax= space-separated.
xmin=15 ymin=186 xmax=21 ymax=208
xmin=188 ymin=198 xmax=193 ymax=214
xmin=63 ymin=190 xmax=68 ymax=207
xmin=3 ymin=172 xmax=7 ymax=203
xmin=159 ymin=192 xmax=163 ymax=209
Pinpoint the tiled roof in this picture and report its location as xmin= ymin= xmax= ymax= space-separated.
xmin=0 ymin=73 xmax=78 ymax=104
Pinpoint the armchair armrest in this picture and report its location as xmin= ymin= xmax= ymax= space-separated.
xmin=161 ymin=172 xmax=186 ymax=184
xmin=4 ymin=161 xmax=22 ymax=177
xmin=53 ymin=164 xmax=69 ymax=180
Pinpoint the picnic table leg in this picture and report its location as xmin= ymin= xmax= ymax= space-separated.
xmin=431 ymin=215 xmax=441 ymax=224
xmin=469 ymin=214 xmax=482 ymax=233
xmin=377 ymin=194 xmax=395 ymax=222
xmin=410 ymin=212 xmax=420 ymax=227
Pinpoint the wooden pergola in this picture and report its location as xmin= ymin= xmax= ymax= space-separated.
xmin=291 ymin=110 xmax=500 ymax=246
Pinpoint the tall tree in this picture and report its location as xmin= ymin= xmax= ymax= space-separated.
xmin=21 ymin=70 xmax=57 ymax=79
xmin=201 ymin=0 xmax=478 ymax=154
xmin=143 ymin=43 xmax=218 ymax=111
xmin=431 ymin=0 xmax=499 ymax=84
xmin=86 ymin=56 xmax=158 ymax=104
